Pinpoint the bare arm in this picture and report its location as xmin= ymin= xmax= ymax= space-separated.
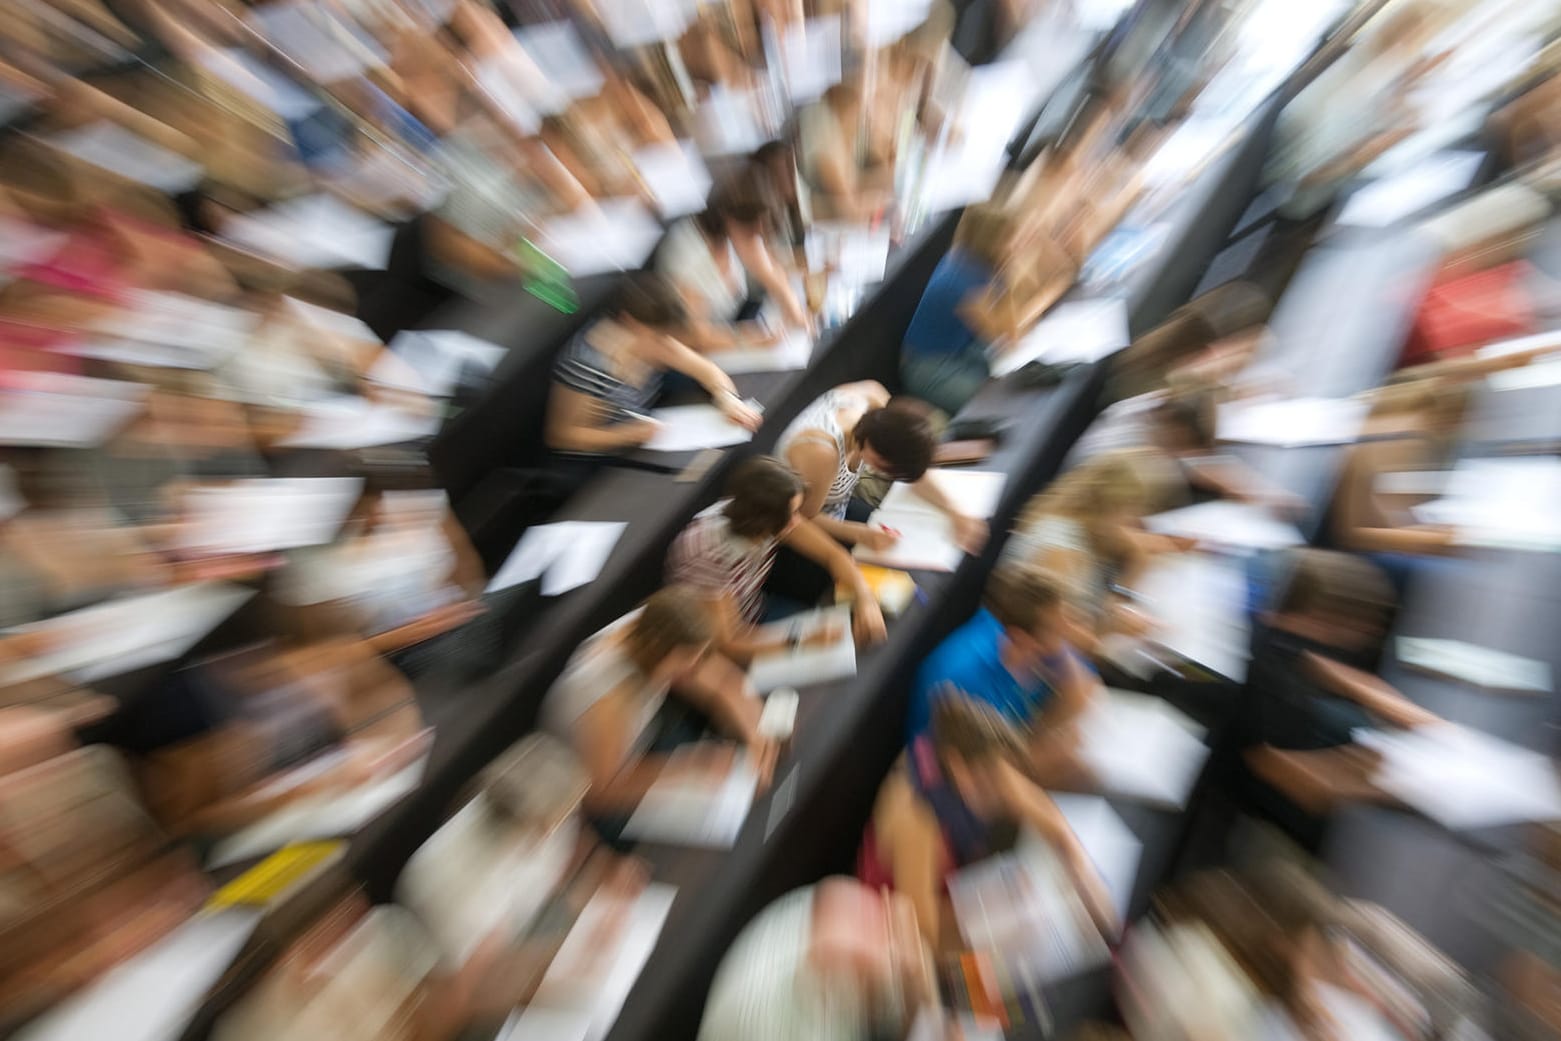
xmin=996 ymin=760 xmax=1118 ymax=934
xmin=544 ymin=385 xmax=656 ymax=454
xmin=730 ymin=227 xmax=809 ymax=330
xmin=884 ymin=781 xmax=948 ymax=948
xmin=781 ymin=518 xmax=887 ymax=644
xmin=784 ymin=437 xmax=871 ymax=544
xmin=1302 ymin=652 xmax=1439 ymax=729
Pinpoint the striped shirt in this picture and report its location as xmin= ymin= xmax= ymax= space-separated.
xmin=775 ymin=388 xmax=870 ymax=520
xmin=667 ymin=505 xmax=778 ymax=623
xmin=552 ymin=328 xmax=662 ymax=450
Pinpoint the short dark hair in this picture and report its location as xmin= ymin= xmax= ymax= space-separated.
xmin=854 ymin=400 xmax=936 ymax=482
xmin=723 ymin=456 xmax=803 ymax=538
xmin=983 ymin=562 xmax=1065 ymax=633
xmin=1276 ymin=549 xmax=1395 ymax=632
xmin=1150 ymin=391 xmax=1216 ymax=450
xmin=710 ymin=177 xmax=771 ymax=226
xmin=613 ymin=272 xmax=688 ymax=330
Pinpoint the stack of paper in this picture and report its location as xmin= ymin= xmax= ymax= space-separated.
xmin=539 ymin=199 xmax=664 ymax=277
xmin=621 ymin=763 xmax=759 ymax=849
xmin=747 ymin=605 xmax=855 ymax=692
xmin=1395 ymin=637 xmax=1552 ymax=695
xmin=1358 ymin=724 xmax=1561 ymax=830
xmin=854 ymin=470 xmax=1007 ymax=573
xmin=991 ymin=298 xmax=1131 ymax=375
xmin=707 ymin=328 xmax=814 ymax=375
xmin=487 ymin=521 xmax=627 ymax=597
xmin=631 ymin=141 xmax=713 ymax=219
xmin=177 ymin=477 xmax=363 ymax=557
xmin=1144 ymin=500 xmax=1304 ymax=554
xmin=643 ymin=404 xmax=755 ymax=453
xmin=1413 ymin=458 xmax=1561 ymax=551
xmin=1216 ymin=396 xmax=1369 ymax=447
xmin=1124 ymin=552 xmax=1253 ymax=682
xmin=1075 ymin=690 xmax=1210 ymax=810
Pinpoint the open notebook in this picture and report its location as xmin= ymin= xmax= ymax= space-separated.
xmin=855 ymin=470 xmax=1007 ymax=573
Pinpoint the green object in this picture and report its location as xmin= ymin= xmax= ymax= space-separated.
xmin=517 ymin=238 xmax=578 ymax=314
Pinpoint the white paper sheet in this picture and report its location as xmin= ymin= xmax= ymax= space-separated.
xmin=864 ymin=0 xmax=934 ymax=45
xmin=1076 ymin=690 xmax=1210 ymax=809
xmin=1487 ymin=356 xmax=1561 ymax=392
xmin=747 ymin=605 xmax=856 ymax=692
xmin=1473 ymin=328 xmax=1561 ymax=362
xmin=596 ymin=0 xmax=694 ymax=48
xmin=50 ymin=121 xmax=204 ymax=193
xmin=1144 ymin=501 xmax=1304 ymax=554
xmin=0 ymin=371 xmax=148 ymax=448
xmin=1125 ymin=552 xmax=1253 ymax=682
xmin=499 ymin=883 xmax=676 ymax=1041
xmin=806 ymin=224 xmax=891 ymax=284
xmin=695 ymin=87 xmax=771 ymax=157
xmin=1396 ymin=637 xmax=1552 ymax=694
xmin=278 ymin=397 xmax=439 ymax=449
xmin=488 ymin=521 xmax=628 ymax=596
xmin=1359 ymin=724 xmax=1561 ymax=830
xmin=0 ymin=582 xmax=254 ymax=686
xmin=539 ymin=199 xmax=664 ymax=277
xmin=247 ymin=0 xmax=386 ymax=83
xmin=223 ymin=194 xmax=396 ymax=270
xmin=176 ymin=476 xmax=363 ymax=556
xmin=621 ymin=763 xmax=759 ymax=848
xmin=1040 ymin=794 xmax=1143 ymax=926
xmin=991 ymin=298 xmax=1131 ymax=375
xmin=0 ymin=217 xmax=66 ymax=272
xmin=631 ymin=141 xmax=713 ymax=219
xmin=513 ymin=22 xmax=603 ymax=108
xmin=707 ymin=328 xmax=815 ymax=374
xmin=771 ymin=16 xmax=842 ymax=103
xmin=1413 ymin=458 xmax=1561 ymax=551
xmin=385 ymin=329 xmax=507 ymax=397
xmin=197 ymin=47 xmax=323 ymax=121
xmin=1216 ymin=396 xmax=1368 ymax=447
xmin=207 ymin=756 xmax=428 ymax=868
xmin=1337 ymin=151 xmax=1484 ymax=229
xmin=13 ymin=909 xmax=262 ymax=1041
xmin=855 ymin=470 xmax=1007 ymax=572
xmin=643 ymin=404 xmax=754 ymax=453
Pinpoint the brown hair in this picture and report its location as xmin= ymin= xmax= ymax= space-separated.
xmin=612 ymin=272 xmax=689 ymax=330
xmin=1022 ymin=449 xmax=1154 ymax=529
xmin=983 ymin=562 xmax=1065 ymax=633
xmin=953 ymin=202 xmax=1014 ymax=269
xmin=854 ymin=399 xmax=937 ymax=482
xmin=1276 ymin=549 xmax=1395 ymax=631
xmin=628 ymin=586 xmax=714 ymax=663
xmin=930 ymin=694 xmax=1026 ymax=770
xmin=723 ymin=456 xmax=803 ymax=538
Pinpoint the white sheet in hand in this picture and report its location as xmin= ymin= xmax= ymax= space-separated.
xmin=854 ymin=470 xmax=1007 ymax=572
xmin=643 ymin=404 xmax=754 ymax=453
xmin=747 ymin=605 xmax=856 ymax=692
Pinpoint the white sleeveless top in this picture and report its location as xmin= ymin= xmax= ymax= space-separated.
xmin=657 ymin=217 xmax=747 ymax=323
xmin=775 ymin=387 xmax=870 ymax=520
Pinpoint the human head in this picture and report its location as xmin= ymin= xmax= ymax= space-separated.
xmin=707 ymin=176 xmax=772 ymax=233
xmin=853 ymin=399 xmax=937 ymax=482
xmin=1149 ymin=387 xmax=1218 ymax=455
xmin=625 ymin=586 xmax=714 ymax=685
xmin=723 ymin=456 xmax=805 ymax=539
xmin=983 ymin=562 xmax=1069 ymax=659
xmin=930 ymin=694 xmax=1027 ymax=813
xmin=611 ymin=272 xmax=689 ymax=336
xmin=1035 ymin=450 xmax=1155 ymax=536
xmin=808 ymin=877 xmax=909 ymax=1003
xmin=1274 ymin=549 xmax=1396 ymax=652
xmin=822 ymin=81 xmax=861 ymax=118
xmin=954 ymin=202 xmax=1017 ymax=270
xmin=475 ymin=733 xmax=588 ymax=832
xmin=1371 ymin=375 xmax=1471 ymax=436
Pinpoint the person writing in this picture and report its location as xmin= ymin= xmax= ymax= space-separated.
xmin=858 ymin=695 xmax=1117 ymax=950
xmin=666 ymin=456 xmax=889 ymax=659
xmin=545 ymin=273 xmax=761 ymax=460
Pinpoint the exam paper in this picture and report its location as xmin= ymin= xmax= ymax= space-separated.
xmin=855 ymin=470 xmax=1006 ymax=572
xmin=74 ymin=291 xmax=259 ymax=370
xmin=770 ymin=17 xmax=842 ymax=104
xmin=1413 ymin=458 xmax=1561 ymax=551
xmin=1359 ymin=724 xmax=1561 ymax=830
xmin=621 ymin=763 xmax=759 ymax=848
xmin=223 ymin=194 xmax=397 ymax=270
xmin=487 ymin=521 xmax=627 ymax=596
xmin=1128 ymin=552 xmax=1253 ymax=682
xmin=991 ymin=298 xmax=1131 ymax=375
xmin=513 ymin=22 xmax=604 ymax=107
xmin=50 ymin=121 xmax=204 ymax=193
xmin=278 ymin=397 xmax=439 ymax=449
xmin=1396 ymin=636 xmax=1552 ymax=695
xmin=1144 ymin=501 xmax=1304 ymax=553
xmin=1336 ymin=151 xmax=1484 ymax=229
xmin=1216 ymin=396 xmax=1368 ymax=447
xmin=247 ymin=0 xmax=386 ymax=83
xmin=197 ymin=47 xmax=323 ymax=121
xmin=385 ymin=329 xmax=507 ymax=397
xmin=1076 ymin=690 xmax=1210 ymax=810
xmin=13 ymin=908 xmax=262 ymax=1041
xmin=539 ymin=199 xmax=664 ymax=276
xmin=0 ymin=372 xmax=148 ymax=448
xmin=1038 ymin=794 xmax=1143 ymax=926
xmin=0 ymin=582 xmax=254 ymax=687
xmin=643 ymin=404 xmax=755 ymax=453
xmin=177 ymin=477 xmax=363 ymax=557
xmin=695 ymin=87 xmax=771 ymax=157
xmin=631 ymin=141 xmax=713 ymax=219
xmin=596 ymin=0 xmax=694 ymax=48
xmin=707 ymin=328 xmax=814 ymax=374
xmin=747 ymin=605 xmax=856 ymax=692
xmin=806 ymin=223 xmax=891 ymax=284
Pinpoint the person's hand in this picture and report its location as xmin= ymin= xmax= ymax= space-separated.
xmin=852 ymin=598 xmax=888 ymax=646
xmin=621 ymin=417 xmax=662 ymax=447
xmin=716 ymin=391 xmax=762 ymax=431
xmin=951 ymin=513 xmax=988 ymax=554
xmin=857 ymin=524 xmax=901 ymax=552
xmin=1109 ymin=601 xmax=1156 ymax=639
xmin=745 ymin=735 xmax=777 ymax=789
xmin=665 ymin=742 xmax=738 ymax=784
xmin=741 ymin=323 xmax=782 ymax=348
xmin=801 ymin=621 xmax=845 ymax=649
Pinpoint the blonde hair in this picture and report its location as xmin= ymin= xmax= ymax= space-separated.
xmin=1021 ymin=449 xmax=1158 ymax=530
xmin=953 ymin=202 xmax=1014 ymax=269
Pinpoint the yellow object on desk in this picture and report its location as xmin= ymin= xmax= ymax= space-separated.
xmin=840 ymin=564 xmax=918 ymax=617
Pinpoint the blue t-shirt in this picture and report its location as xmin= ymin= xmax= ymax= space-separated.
xmin=907 ymin=608 xmax=1076 ymax=743
xmin=901 ymin=250 xmax=993 ymax=359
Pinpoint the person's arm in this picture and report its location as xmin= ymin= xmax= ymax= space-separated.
xmin=729 ymin=226 xmax=810 ymax=331
xmin=572 ymin=689 xmax=734 ymax=814
xmin=995 ymin=760 xmax=1118 ymax=936
xmin=783 ymin=436 xmax=876 ymax=544
xmin=677 ymin=651 xmax=776 ymax=786
xmin=544 ymin=385 xmax=660 ymax=454
xmin=702 ymin=591 xmax=789 ymax=665
xmin=1333 ymin=446 xmax=1458 ymax=556
xmin=426 ymin=215 xmax=521 ymax=282
xmin=908 ymin=473 xmax=988 ymax=553
xmin=1301 ymin=652 xmax=1440 ymax=729
xmin=884 ymin=785 xmax=949 ymax=949
xmin=1028 ymin=649 xmax=1099 ymax=765
xmin=781 ymin=518 xmax=887 ymax=644
xmin=644 ymin=335 xmax=761 ymax=429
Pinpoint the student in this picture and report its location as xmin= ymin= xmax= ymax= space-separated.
xmin=544 ymin=273 xmax=761 ymax=459
xmin=858 ymin=695 xmax=1116 ymax=950
xmin=898 ymin=202 xmax=1015 ymax=415
xmin=655 ymin=178 xmax=810 ymax=351
xmin=1142 ymin=387 xmax=1301 ymax=510
xmin=540 ymin=586 xmax=774 ymax=821
xmin=698 ymin=877 xmax=933 ymax=1041
xmin=1241 ymin=550 xmax=1440 ymax=813
xmin=907 ymin=562 xmax=1099 ymax=776
xmin=776 ymin=381 xmax=984 ymax=551
xmin=798 ymin=82 xmax=893 ymax=222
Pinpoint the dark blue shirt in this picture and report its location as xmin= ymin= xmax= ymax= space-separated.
xmin=907 ymin=608 xmax=1082 ymax=743
xmin=901 ymin=250 xmax=993 ymax=359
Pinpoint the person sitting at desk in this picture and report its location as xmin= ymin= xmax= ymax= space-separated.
xmin=544 ymin=273 xmax=761 ymax=461
xmin=540 ymin=586 xmax=775 ymax=827
xmin=1140 ymin=386 xmax=1303 ymax=511
xmin=898 ymin=202 xmax=1016 ymax=415
xmin=798 ymin=82 xmax=895 ymax=223
xmin=655 ymin=177 xmax=810 ymax=352
xmin=1240 ymin=550 xmax=1440 ymax=828
xmin=668 ymin=456 xmax=888 ymax=659
xmin=777 ymin=381 xmax=984 ymax=551
xmin=698 ymin=877 xmax=934 ymax=1041
xmin=858 ymin=695 xmax=1116 ymax=950
xmin=907 ymin=562 xmax=1100 ymax=782
xmin=1004 ymin=449 xmax=1185 ymax=655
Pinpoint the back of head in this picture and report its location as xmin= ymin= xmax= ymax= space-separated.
xmin=1150 ymin=386 xmax=1218 ymax=452
xmin=612 ymin=272 xmax=688 ymax=331
xmin=629 ymin=586 xmax=714 ymax=661
xmin=955 ymin=202 xmax=1015 ymax=269
xmin=1030 ymin=449 xmax=1154 ymax=525
xmin=723 ymin=456 xmax=803 ymax=538
xmin=855 ymin=398 xmax=937 ymax=481
xmin=983 ymin=561 xmax=1065 ymax=633
xmin=930 ymin=694 xmax=1026 ymax=771
xmin=708 ymin=176 xmax=772 ymax=230
xmin=1276 ymin=549 xmax=1395 ymax=633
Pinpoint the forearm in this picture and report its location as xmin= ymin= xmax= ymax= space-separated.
xmin=1344 ymin=524 xmax=1454 ymax=556
xmin=547 ymin=420 xmax=645 ymax=454
xmin=810 ymin=512 xmax=866 ymax=545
